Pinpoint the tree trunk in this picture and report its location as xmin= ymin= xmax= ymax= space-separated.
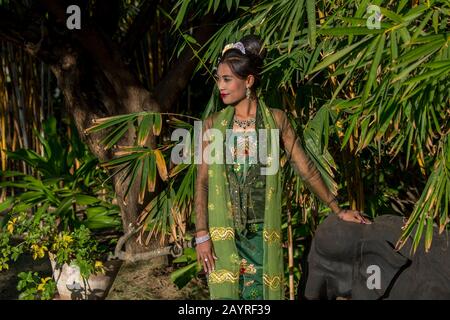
xmin=47 ymin=40 xmax=164 ymax=256
xmin=0 ymin=0 xmax=217 ymax=258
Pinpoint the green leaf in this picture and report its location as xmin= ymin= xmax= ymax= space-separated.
xmin=226 ymin=0 xmax=232 ymax=12
xmin=139 ymin=155 xmax=150 ymax=203
xmin=137 ymin=114 xmax=153 ymax=147
xmin=317 ymin=27 xmax=384 ymax=36
xmin=148 ymin=152 xmax=157 ymax=193
xmin=432 ymin=9 xmax=439 ymax=34
xmin=84 ymin=206 xmax=121 ymax=230
xmin=403 ymin=66 xmax=450 ymax=85
xmin=288 ymin=0 xmax=305 ymax=53
xmin=175 ymin=0 xmax=190 ymax=30
xmin=86 ymin=113 xmax=144 ymax=134
xmin=74 ymin=194 xmax=100 ymax=205
xmin=362 ymin=33 xmax=386 ymax=103
xmin=310 ymin=37 xmax=371 ymax=74
xmin=170 ymin=261 xmax=200 ymax=289
xmin=153 ymin=113 xmax=162 ymax=136
xmin=54 ymin=196 xmax=74 ymax=217
xmin=0 ymin=197 xmax=13 ymax=212
xmin=100 ymin=122 xmax=129 ymax=150
xmin=102 ymin=153 xmax=141 ymax=168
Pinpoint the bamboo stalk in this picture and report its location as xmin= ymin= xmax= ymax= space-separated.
xmin=286 ymin=184 xmax=295 ymax=300
xmin=0 ymin=58 xmax=7 ymax=202
xmin=8 ymin=44 xmax=29 ymax=152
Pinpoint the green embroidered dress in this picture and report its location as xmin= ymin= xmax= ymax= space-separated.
xmin=195 ymin=101 xmax=339 ymax=300
xmin=226 ymin=106 xmax=267 ymax=299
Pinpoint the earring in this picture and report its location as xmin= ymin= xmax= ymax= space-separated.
xmin=246 ymin=87 xmax=251 ymax=100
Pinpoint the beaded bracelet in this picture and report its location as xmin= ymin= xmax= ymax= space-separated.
xmin=195 ymin=233 xmax=211 ymax=245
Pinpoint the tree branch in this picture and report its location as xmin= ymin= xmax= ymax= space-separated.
xmin=154 ymin=13 xmax=216 ymax=112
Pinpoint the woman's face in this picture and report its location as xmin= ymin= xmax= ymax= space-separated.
xmin=215 ymin=63 xmax=250 ymax=105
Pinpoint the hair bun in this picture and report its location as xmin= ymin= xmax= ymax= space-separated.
xmin=239 ymin=34 xmax=266 ymax=61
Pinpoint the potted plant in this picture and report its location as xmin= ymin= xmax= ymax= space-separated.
xmin=49 ymin=226 xmax=121 ymax=300
xmin=1 ymin=207 xmax=121 ymax=299
xmin=0 ymin=117 xmax=122 ymax=299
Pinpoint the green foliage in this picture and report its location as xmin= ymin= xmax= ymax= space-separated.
xmin=0 ymin=116 xmax=121 ymax=231
xmin=170 ymin=247 xmax=201 ymax=289
xmin=0 ymin=116 xmax=119 ymax=297
xmin=17 ymin=271 xmax=56 ymax=300
xmin=51 ymin=226 xmax=108 ymax=279
xmin=90 ymin=1 xmax=449 ymax=286
xmin=173 ymin=0 xmax=450 ymax=252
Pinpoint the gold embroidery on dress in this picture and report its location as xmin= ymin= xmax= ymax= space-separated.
xmin=267 ymin=187 xmax=275 ymax=201
xmin=263 ymin=274 xmax=282 ymax=290
xmin=208 ymin=203 xmax=215 ymax=210
xmin=210 ymin=227 xmax=235 ymax=241
xmin=209 ymin=270 xmax=239 ymax=284
xmin=263 ymin=228 xmax=281 ymax=243
xmin=215 ymin=184 xmax=220 ymax=195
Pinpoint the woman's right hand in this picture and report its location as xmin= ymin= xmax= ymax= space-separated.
xmin=196 ymin=232 xmax=218 ymax=274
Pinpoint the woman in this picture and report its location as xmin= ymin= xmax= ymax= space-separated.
xmin=194 ymin=35 xmax=369 ymax=300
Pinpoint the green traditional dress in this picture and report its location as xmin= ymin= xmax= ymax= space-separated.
xmin=195 ymin=99 xmax=339 ymax=300
xmin=206 ymin=101 xmax=284 ymax=300
xmin=226 ymin=105 xmax=267 ymax=299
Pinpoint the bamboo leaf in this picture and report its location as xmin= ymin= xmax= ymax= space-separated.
xmin=306 ymin=0 xmax=316 ymax=48
xmin=310 ymin=37 xmax=371 ymax=74
xmin=86 ymin=113 xmax=144 ymax=134
xmin=102 ymin=154 xmax=141 ymax=168
xmin=341 ymin=115 xmax=358 ymax=149
xmin=169 ymin=163 xmax=190 ymax=178
xmin=317 ymin=27 xmax=384 ymax=36
xmin=137 ymin=114 xmax=152 ymax=147
xmin=100 ymin=122 xmax=129 ymax=150
xmin=362 ymin=33 xmax=386 ymax=103
xmin=153 ymin=113 xmax=162 ymax=136
xmin=123 ymin=158 xmax=142 ymax=200
xmin=154 ymin=149 xmax=168 ymax=181
xmin=403 ymin=66 xmax=450 ymax=85
xmin=175 ymin=0 xmax=190 ymax=30
xmin=139 ymin=155 xmax=150 ymax=204
xmin=148 ymin=152 xmax=157 ymax=192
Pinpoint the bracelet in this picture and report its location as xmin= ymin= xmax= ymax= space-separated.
xmin=195 ymin=233 xmax=211 ymax=245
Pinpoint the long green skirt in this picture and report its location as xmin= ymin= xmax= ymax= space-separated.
xmin=235 ymin=222 xmax=264 ymax=300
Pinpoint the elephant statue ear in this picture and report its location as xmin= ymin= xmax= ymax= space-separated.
xmin=351 ymin=239 xmax=410 ymax=299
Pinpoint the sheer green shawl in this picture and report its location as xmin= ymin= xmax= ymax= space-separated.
xmin=206 ymin=101 xmax=283 ymax=299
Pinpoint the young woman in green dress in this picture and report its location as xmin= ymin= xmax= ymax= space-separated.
xmin=194 ymin=35 xmax=370 ymax=300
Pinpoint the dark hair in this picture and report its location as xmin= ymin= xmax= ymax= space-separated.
xmin=218 ymin=34 xmax=266 ymax=92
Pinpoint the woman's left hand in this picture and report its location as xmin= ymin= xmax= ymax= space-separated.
xmin=337 ymin=209 xmax=371 ymax=224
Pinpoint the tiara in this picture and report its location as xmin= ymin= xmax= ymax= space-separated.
xmin=221 ymin=42 xmax=246 ymax=56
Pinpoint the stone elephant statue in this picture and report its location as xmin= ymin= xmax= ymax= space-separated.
xmin=304 ymin=214 xmax=450 ymax=300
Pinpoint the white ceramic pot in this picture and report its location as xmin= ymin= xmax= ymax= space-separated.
xmin=49 ymin=254 xmax=121 ymax=300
